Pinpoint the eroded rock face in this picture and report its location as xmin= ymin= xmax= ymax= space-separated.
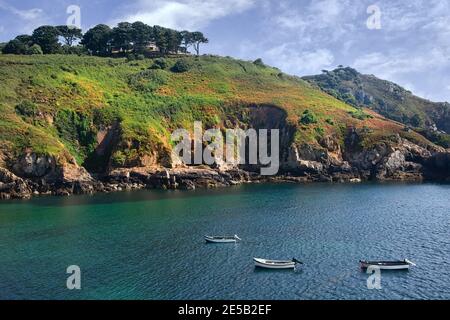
xmin=1 ymin=125 xmax=449 ymax=200
xmin=284 ymin=139 xmax=357 ymax=181
xmin=423 ymin=152 xmax=450 ymax=181
xmin=0 ymin=167 xmax=32 ymax=199
xmin=279 ymin=131 xmax=449 ymax=183
xmin=12 ymin=153 xmax=55 ymax=178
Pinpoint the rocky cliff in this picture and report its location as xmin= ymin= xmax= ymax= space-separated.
xmin=0 ymin=55 xmax=449 ymax=200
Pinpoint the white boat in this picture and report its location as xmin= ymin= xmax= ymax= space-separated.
xmin=253 ymin=258 xmax=303 ymax=269
xmin=359 ymin=259 xmax=416 ymax=270
xmin=204 ymin=235 xmax=241 ymax=243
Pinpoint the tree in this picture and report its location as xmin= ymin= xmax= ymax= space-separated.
xmin=171 ymin=59 xmax=190 ymax=73
xmin=61 ymin=44 xmax=87 ymax=55
xmin=131 ymin=21 xmax=153 ymax=54
xmin=300 ymin=110 xmax=318 ymax=125
xmin=32 ymin=26 xmax=61 ymax=54
xmin=2 ymin=39 xmax=27 ymax=54
xmin=15 ymin=35 xmax=33 ymax=46
xmin=410 ymin=114 xmax=424 ymax=127
xmin=150 ymin=58 xmax=168 ymax=69
xmin=190 ymin=31 xmax=208 ymax=55
xmin=181 ymin=30 xmax=193 ymax=52
xmin=81 ymin=24 xmax=112 ymax=56
xmin=166 ymin=29 xmax=182 ymax=53
xmin=26 ymin=44 xmax=43 ymax=55
xmin=111 ymin=22 xmax=134 ymax=52
xmin=57 ymin=26 xmax=83 ymax=46
xmin=253 ymin=58 xmax=265 ymax=67
xmin=153 ymin=26 xmax=169 ymax=54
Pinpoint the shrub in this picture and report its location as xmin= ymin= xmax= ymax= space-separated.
xmin=150 ymin=58 xmax=168 ymax=70
xmin=325 ymin=118 xmax=335 ymax=125
xmin=342 ymin=93 xmax=358 ymax=106
xmin=171 ymin=59 xmax=190 ymax=73
xmin=15 ymin=100 xmax=38 ymax=117
xmin=349 ymin=109 xmax=373 ymax=120
xmin=300 ymin=109 xmax=318 ymax=125
xmin=26 ymin=44 xmax=43 ymax=55
xmin=61 ymin=45 xmax=87 ymax=55
xmin=253 ymin=58 xmax=265 ymax=67
xmin=111 ymin=150 xmax=127 ymax=166
xmin=136 ymin=54 xmax=145 ymax=61
xmin=55 ymin=109 xmax=97 ymax=152
xmin=126 ymin=54 xmax=136 ymax=62
xmin=128 ymin=69 xmax=168 ymax=92
xmin=410 ymin=114 xmax=424 ymax=127
xmin=2 ymin=39 xmax=27 ymax=54
xmin=315 ymin=127 xmax=325 ymax=137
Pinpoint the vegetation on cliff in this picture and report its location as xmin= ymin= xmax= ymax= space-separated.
xmin=303 ymin=67 xmax=450 ymax=147
xmin=1 ymin=54 xmax=439 ymax=175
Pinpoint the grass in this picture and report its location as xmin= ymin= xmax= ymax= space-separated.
xmin=0 ymin=54 xmax=438 ymax=168
xmin=304 ymin=67 xmax=450 ymax=148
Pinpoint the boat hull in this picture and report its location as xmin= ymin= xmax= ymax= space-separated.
xmin=204 ymin=236 xmax=237 ymax=243
xmin=253 ymin=258 xmax=296 ymax=269
xmin=360 ymin=261 xmax=411 ymax=270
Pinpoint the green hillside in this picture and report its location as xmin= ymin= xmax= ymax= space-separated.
xmin=0 ymin=54 xmax=438 ymax=173
xmin=303 ymin=67 xmax=450 ymax=147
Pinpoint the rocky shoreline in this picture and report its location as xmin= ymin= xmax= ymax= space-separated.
xmin=1 ymin=134 xmax=449 ymax=200
xmin=0 ymin=167 xmax=367 ymax=200
xmin=1 ymin=159 xmax=449 ymax=201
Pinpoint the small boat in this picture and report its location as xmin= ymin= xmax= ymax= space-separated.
xmin=204 ymin=235 xmax=241 ymax=243
xmin=254 ymin=258 xmax=303 ymax=269
xmin=359 ymin=259 xmax=416 ymax=270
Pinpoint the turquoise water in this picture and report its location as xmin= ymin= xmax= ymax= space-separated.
xmin=0 ymin=183 xmax=449 ymax=300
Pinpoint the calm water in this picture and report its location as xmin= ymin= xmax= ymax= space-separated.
xmin=0 ymin=183 xmax=449 ymax=300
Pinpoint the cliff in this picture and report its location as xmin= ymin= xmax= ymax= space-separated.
xmin=0 ymin=55 xmax=448 ymax=199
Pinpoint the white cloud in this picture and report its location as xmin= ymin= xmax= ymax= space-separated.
xmin=0 ymin=1 xmax=44 ymax=20
xmin=0 ymin=1 xmax=49 ymax=34
xmin=266 ymin=44 xmax=335 ymax=75
xmin=353 ymin=49 xmax=449 ymax=79
xmin=116 ymin=0 xmax=256 ymax=30
xmin=271 ymin=0 xmax=363 ymax=43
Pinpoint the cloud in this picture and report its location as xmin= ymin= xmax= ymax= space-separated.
xmin=0 ymin=0 xmax=49 ymax=34
xmin=0 ymin=1 xmax=44 ymax=20
xmin=271 ymin=0 xmax=363 ymax=44
xmin=116 ymin=0 xmax=256 ymax=30
xmin=353 ymin=49 xmax=449 ymax=79
xmin=266 ymin=44 xmax=335 ymax=75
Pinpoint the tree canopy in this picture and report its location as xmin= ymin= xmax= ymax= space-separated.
xmin=57 ymin=26 xmax=83 ymax=46
xmin=2 ymin=21 xmax=208 ymax=58
xmin=2 ymin=39 xmax=28 ymax=54
xmin=32 ymin=26 xmax=61 ymax=54
xmin=80 ymin=24 xmax=112 ymax=56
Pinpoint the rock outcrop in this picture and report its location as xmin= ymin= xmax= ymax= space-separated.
xmin=0 ymin=167 xmax=32 ymax=199
xmin=0 ymin=133 xmax=449 ymax=200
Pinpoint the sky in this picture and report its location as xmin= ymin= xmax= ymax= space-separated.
xmin=1 ymin=0 xmax=450 ymax=102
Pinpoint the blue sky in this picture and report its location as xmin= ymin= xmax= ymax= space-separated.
xmin=1 ymin=0 xmax=450 ymax=102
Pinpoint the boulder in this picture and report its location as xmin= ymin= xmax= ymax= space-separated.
xmin=0 ymin=167 xmax=32 ymax=199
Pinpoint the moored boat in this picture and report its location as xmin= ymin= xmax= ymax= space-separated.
xmin=204 ymin=235 xmax=241 ymax=243
xmin=253 ymin=258 xmax=303 ymax=269
xmin=359 ymin=259 xmax=416 ymax=270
